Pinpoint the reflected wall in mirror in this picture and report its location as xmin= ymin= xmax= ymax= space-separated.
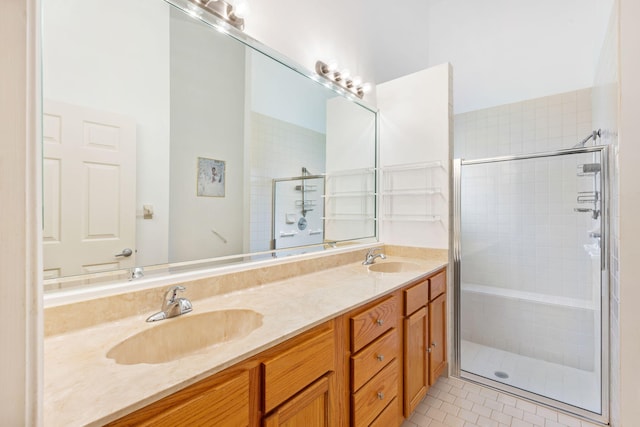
xmin=41 ymin=0 xmax=377 ymax=288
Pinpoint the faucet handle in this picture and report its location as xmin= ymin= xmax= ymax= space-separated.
xmin=163 ymin=285 xmax=186 ymax=307
xmin=366 ymin=247 xmax=382 ymax=256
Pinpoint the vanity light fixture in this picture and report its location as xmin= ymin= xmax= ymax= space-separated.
xmin=315 ymin=60 xmax=371 ymax=99
xmin=189 ymin=0 xmax=245 ymax=30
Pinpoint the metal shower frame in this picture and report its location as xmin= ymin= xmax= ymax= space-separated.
xmin=451 ymin=145 xmax=610 ymax=424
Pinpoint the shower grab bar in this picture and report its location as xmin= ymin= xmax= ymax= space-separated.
xmin=211 ymin=228 xmax=228 ymax=243
xmin=577 ymin=191 xmax=599 ymax=203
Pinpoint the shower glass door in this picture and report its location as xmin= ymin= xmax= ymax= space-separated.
xmin=454 ymin=146 xmax=607 ymax=421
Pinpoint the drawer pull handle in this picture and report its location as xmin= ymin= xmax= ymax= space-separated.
xmin=376 ymin=354 xmax=384 ymax=362
xmin=377 ymin=391 xmax=385 ymax=400
xmin=376 ymin=319 xmax=384 ymax=326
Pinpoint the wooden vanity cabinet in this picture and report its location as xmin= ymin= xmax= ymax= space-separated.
xmin=105 ymin=364 xmax=256 ymax=427
xmin=262 ymin=324 xmax=337 ymax=426
xmin=402 ymin=268 xmax=447 ymax=417
xmin=345 ymin=294 xmax=403 ymax=427
xmin=109 ymin=267 xmax=448 ymax=427
xmin=107 ymin=321 xmax=337 ymax=427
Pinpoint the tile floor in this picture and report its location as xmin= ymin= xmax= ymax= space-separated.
xmin=401 ymin=376 xmax=604 ymax=427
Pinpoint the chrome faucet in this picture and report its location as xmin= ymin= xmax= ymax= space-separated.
xmin=362 ymin=247 xmax=386 ymax=265
xmin=146 ymin=285 xmax=193 ymax=322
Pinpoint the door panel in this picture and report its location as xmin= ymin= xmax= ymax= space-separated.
xmin=43 ymin=100 xmax=136 ymax=277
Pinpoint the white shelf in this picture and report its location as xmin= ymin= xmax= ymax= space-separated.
xmin=380 ymin=162 xmax=443 ymax=222
xmin=380 ymin=214 xmax=442 ymax=222
xmin=323 ymin=215 xmax=377 ymax=221
xmin=381 ymin=161 xmax=442 ymax=172
xmin=323 ymin=191 xmax=377 ymax=199
xmin=325 ymin=167 xmax=376 ymax=177
xmin=380 ymin=188 xmax=440 ymax=196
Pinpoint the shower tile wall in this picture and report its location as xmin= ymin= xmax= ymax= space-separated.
xmin=249 ymin=112 xmax=326 ymax=252
xmin=455 ymin=88 xmax=593 ymax=160
xmin=455 ymin=89 xmax=599 ymax=370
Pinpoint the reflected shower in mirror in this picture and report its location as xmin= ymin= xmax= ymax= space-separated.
xmin=41 ymin=0 xmax=377 ymax=289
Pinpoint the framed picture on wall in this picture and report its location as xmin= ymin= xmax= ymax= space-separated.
xmin=197 ymin=157 xmax=225 ymax=197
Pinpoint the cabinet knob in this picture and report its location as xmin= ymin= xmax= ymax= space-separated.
xmin=376 ymin=319 xmax=384 ymax=326
xmin=376 ymin=354 xmax=384 ymax=362
xmin=432 ymin=342 xmax=437 ymax=347
xmin=377 ymin=392 xmax=384 ymax=400
xmin=428 ymin=347 xmax=432 ymax=353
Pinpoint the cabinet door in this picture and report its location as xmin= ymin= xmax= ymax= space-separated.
xmin=428 ymin=292 xmax=447 ymax=385
xmin=264 ymin=375 xmax=332 ymax=427
xmin=403 ymin=306 xmax=428 ymax=416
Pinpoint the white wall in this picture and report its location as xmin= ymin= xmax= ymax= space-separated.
xmin=376 ymin=64 xmax=451 ymax=249
xmin=169 ymin=11 xmax=246 ymax=262
xmin=426 ymin=0 xmax=605 ymax=114
xmin=245 ymin=0 xmax=375 ymax=100
xmin=324 ymin=96 xmax=377 ymax=241
xmin=250 ymin=51 xmax=328 ymax=134
xmin=1 ymin=0 xmax=41 ymax=424
xmin=41 ymin=0 xmax=171 ymax=267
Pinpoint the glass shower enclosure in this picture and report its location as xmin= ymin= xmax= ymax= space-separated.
xmin=453 ymin=145 xmax=608 ymax=423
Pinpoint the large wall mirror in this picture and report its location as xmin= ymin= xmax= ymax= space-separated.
xmin=41 ymin=0 xmax=377 ymax=290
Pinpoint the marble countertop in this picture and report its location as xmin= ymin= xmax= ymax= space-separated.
xmin=44 ymin=255 xmax=447 ymax=426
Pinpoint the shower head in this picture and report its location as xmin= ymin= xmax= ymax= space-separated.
xmin=573 ymin=129 xmax=602 ymax=148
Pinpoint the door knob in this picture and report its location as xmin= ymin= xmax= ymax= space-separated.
xmin=115 ymin=248 xmax=133 ymax=258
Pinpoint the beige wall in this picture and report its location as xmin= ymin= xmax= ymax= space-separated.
xmin=618 ymin=0 xmax=640 ymax=424
xmin=0 ymin=0 xmax=42 ymax=425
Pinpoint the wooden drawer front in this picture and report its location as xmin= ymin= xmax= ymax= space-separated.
xmin=263 ymin=375 xmax=331 ymax=427
xmin=351 ymin=296 xmax=398 ymax=353
xmin=263 ymin=328 xmax=335 ymax=414
xmin=351 ymin=358 xmax=399 ymax=427
xmin=429 ymin=270 xmax=446 ymax=301
xmin=370 ymin=396 xmax=399 ymax=427
xmin=404 ymin=279 xmax=429 ymax=316
xmin=127 ymin=370 xmax=250 ymax=427
xmin=351 ymin=329 xmax=398 ymax=391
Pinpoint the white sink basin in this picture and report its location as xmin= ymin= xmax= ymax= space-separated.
xmin=106 ymin=309 xmax=263 ymax=365
xmin=368 ymin=261 xmax=421 ymax=273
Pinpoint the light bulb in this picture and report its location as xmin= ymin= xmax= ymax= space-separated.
xmin=233 ymin=0 xmax=250 ymax=18
xmin=361 ymin=83 xmax=372 ymax=94
xmin=326 ymin=60 xmax=338 ymax=72
xmin=341 ymin=69 xmax=351 ymax=80
xmin=352 ymin=76 xmax=362 ymax=87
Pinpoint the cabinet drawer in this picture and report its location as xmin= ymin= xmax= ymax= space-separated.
xmin=112 ymin=370 xmax=250 ymax=427
xmin=370 ymin=396 xmax=399 ymax=427
xmin=263 ymin=328 xmax=335 ymax=414
xmin=429 ymin=270 xmax=446 ymax=301
xmin=404 ymin=279 xmax=429 ymax=316
xmin=351 ymin=296 xmax=398 ymax=353
xmin=351 ymin=329 xmax=398 ymax=391
xmin=351 ymin=358 xmax=398 ymax=427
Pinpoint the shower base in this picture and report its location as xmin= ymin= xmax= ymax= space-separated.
xmin=461 ymin=340 xmax=600 ymax=414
